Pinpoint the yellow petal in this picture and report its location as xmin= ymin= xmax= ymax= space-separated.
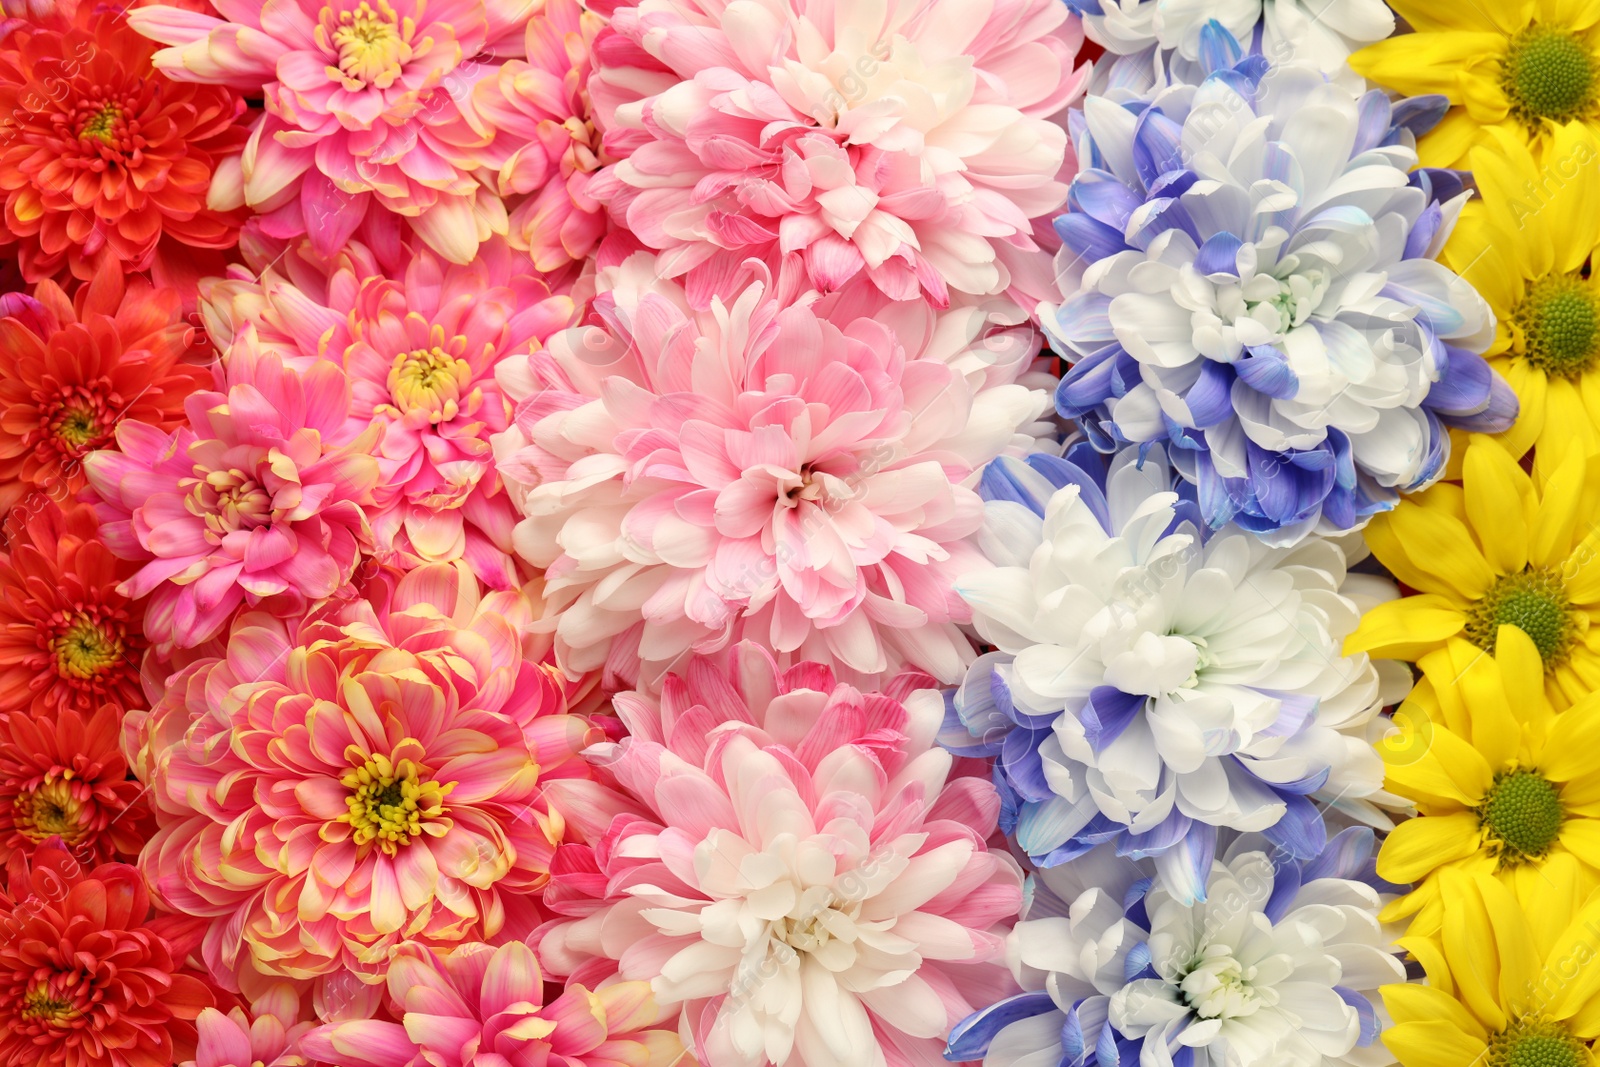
xmin=1376 ymin=811 xmax=1483 ymax=882
xmin=1419 ymin=108 xmax=1491 ymax=169
xmin=1496 ymin=626 xmax=1551 ymax=732
xmin=1385 ymin=0 xmax=1531 ymax=31
xmin=1504 ymin=364 xmax=1548 ymax=461
xmin=1541 ymin=702 xmax=1600 ymax=782
xmin=1380 ymin=983 xmax=1488 ymax=1038
xmin=1465 ymin=440 xmax=1531 ymax=573
xmin=1540 ymin=888 xmax=1600 ymax=1021
xmin=1384 ymin=724 xmax=1495 ymax=805
xmin=1382 ymin=502 xmax=1498 ymax=600
xmin=1349 ymin=32 xmax=1504 ymax=94
xmin=1381 ymin=1020 xmax=1489 ymax=1067
xmin=1531 ymin=449 xmax=1594 ymax=568
xmin=1344 ymin=595 xmax=1466 ymax=660
xmin=1558 ymin=818 xmax=1600 ymax=868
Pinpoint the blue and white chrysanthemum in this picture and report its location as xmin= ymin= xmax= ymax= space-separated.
xmin=945 ymin=829 xmax=1404 ymax=1067
xmin=938 ymin=444 xmax=1408 ymax=898
xmin=1043 ymin=29 xmax=1516 ymax=541
xmin=1066 ymin=0 xmax=1393 ymax=93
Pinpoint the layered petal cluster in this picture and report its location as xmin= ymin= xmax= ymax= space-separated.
xmin=83 ymin=349 xmax=381 ymax=649
xmin=1068 ymin=0 xmax=1394 ymax=89
xmin=0 ymin=501 xmax=143 ymax=719
xmin=948 ymin=831 xmax=1404 ymax=1067
xmin=585 ymin=0 xmax=1090 ymax=307
xmin=129 ymin=0 xmax=540 ymax=264
xmin=126 ymin=563 xmax=597 ymax=989
xmin=494 ymin=254 xmax=1055 ymax=689
xmin=941 ymin=444 xmax=1404 ymax=901
xmin=184 ymin=985 xmax=313 ymax=1067
xmin=536 ymin=642 xmax=1025 ymax=1067
xmin=303 ymin=940 xmax=685 ymax=1067
xmin=0 ymin=262 xmax=209 ymax=517
xmin=1046 ymin=39 xmax=1515 ymax=539
xmin=202 ymin=237 xmax=575 ymax=589
xmin=474 ymin=0 xmax=611 ymax=272
xmin=0 ymin=1 xmax=249 ymax=283
xmin=0 ymin=838 xmax=214 ymax=1067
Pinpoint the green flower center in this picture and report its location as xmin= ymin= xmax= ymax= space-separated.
xmin=1489 ymin=1017 xmax=1588 ymax=1067
xmin=1514 ymin=274 xmax=1600 ymax=379
xmin=1480 ymin=769 xmax=1565 ymax=867
xmin=50 ymin=615 xmax=123 ymax=680
xmin=1464 ymin=568 xmax=1576 ymax=666
xmin=1502 ymin=26 xmax=1600 ymax=125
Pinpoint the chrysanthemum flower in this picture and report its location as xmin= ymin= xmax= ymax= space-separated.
xmin=184 ymin=985 xmax=312 ymax=1067
xmin=1346 ymin=439 xmax=1600 ymax=709
xmin=129 ymin=562 xmax=598 ymax=987
xmin=0 ymin=501 xmax=143 ymax=718
xmin=948 ymin=831 xmax=1404 ymax=1067
xmin=302 ymin=941 xmax=684 ymax=1067
xmin=473 ymin=0 xmax=609 ymax=273
xmin=203 ymin=238 xmax=574 ymax=590
xmin=0 ymin=1 xmax=249 ymax=283
xmin=129 ymin=0 xmax=537 ymax=264
xmin=583 ymin=0 xmax=1089 ymax=308
xmin=941 ymin=443 xmax=1404 ymax=901
xmin=0 ymin=703 xmax=150 ymax=866
xmin=1382 ymin=861 xmax=1600 ymax=1067
xmin=0 ymin=838 xmax=215 ymax=1067
xmin=1350 ymin=0 xmax=1600 ymax=167
xmin=1047 ymin=43 xmax=1515 ymax=540
xmin=494 ymin=254 xmax=1054 ymax=688
xmin=83 ymin=349 xmax=381 ymax=649
xmin=1374 ymin=628 xmax=1600 ymax=940
xmin=0 ymin=262 xmax=210 ymax=517
xmin=536 ymin=643 xmax=1024 ymax=1067
xmin=1437 ymin=123 xmax=1600 ymax=464
xmin=1069 ymin=0 xmax=1393 ymax=89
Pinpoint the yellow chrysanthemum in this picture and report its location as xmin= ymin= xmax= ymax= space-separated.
xmin=1383 ymin=860 xmax=1600 ymax=1067
xmin=1375 ymin=629 xmax=1600 ymax=936
xmin=1347 ymin=438 xmax=1600 ymax=708
xmin=1442 ymin=121 xmax=1600 ymax=464
xmin=1350 ymin=0 xmax=1600 ymax=167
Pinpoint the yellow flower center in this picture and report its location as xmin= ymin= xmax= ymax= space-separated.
xmin=1502 ymin=26 xmax=1600 ymax=126
xmin=388 ymin=347 xmax=472 ymax=423
xmin=1479 ymin=769 xmax=1565 ymax=868
xmin=330 ymin=1 xmax=410 ymax=89
xmin=52 ymin=402 xmax=102 ymax=449
xmin=1513 ymin=274 xmax=1600 ymax=379
xmin=1488 ymin=1016 xmax=1587 ymax=1067
xmin=14 ymin=777 xmax=86 ymax=845
xmin=78 ymin=104 xmax=120 ymax=143
xmin=339 ymin=753 xmax=451 ymax=856
xmin=51 ymin=614 xmax=123 ymax=680
xmin=21 ymin=984 xmax=77 ymax=1026
xmin=1464 ymin=568 xmax=1576 ymax=666
xmin=186 ymin=468 xmax=275 ymax=542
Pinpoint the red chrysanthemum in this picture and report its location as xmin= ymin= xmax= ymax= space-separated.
xmin=0 ymin=2 xmax=250 ymax=283
xmin=0 ymin=261 xmax=210 ymax=515
xmin=0 ymin=703 xmax=150 ymax=865
xmin=0 ymin=500 xmax=143 ymax=718
xmin=0 ymin=838 xmax=213 ymax=1067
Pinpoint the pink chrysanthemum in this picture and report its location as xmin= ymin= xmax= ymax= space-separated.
xmin=583 ymin=0 xmax=1089 ymax=308
xmin=474 ymin=0 xmax=611 ymax=273
xmin=125 ymin=562 xmax=599 ymax=991
xmin=128 ymin=0 xmax=538 ymax=264
xmin=302 ymin=940 xmax=686 ymax=1067
xmin=184 ymin=985 xmax=312 ymax=1067
xmin=200 ymin=238 xmax=576 ymax=589
xmin=493 ymin=253 xmax=1053 ymax=689
xmin=82 ymin=349 xmax=381 ymax=650
xmin=536 ymin=642 xmax=1023 ymax=1067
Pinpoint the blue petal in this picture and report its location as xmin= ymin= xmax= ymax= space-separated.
xmin=1302 ymin=826 xmax=1378 ymax=884
xmin=1119 ymin=810 xmax=1193 ymax=860
xmin=1263 ymin=859 xmax=1301 ymax=924
xmin=1027 ymin=452 xmax=1114 ymax=532
xmin=945 ymin=991 xmax=1059 ymax=1060
xmin=1153 ymin=820 xmax=1217 ymax=905
xmin=1194 ymin=231 xmax=1244 ymax=277
xmin=1392 ymin=94 xmax=1450 ymax=138
xmin=1002 ymin=727 xmax=1057 ymax=803
xmin=1186 ymin=362 xmax=1236 ymax=427
xmin=1335 ymin=987 xmax=1381 ymax=1047
xmin=1058 ymin=343 xmax=1138 ymax=418
xmin=980 ymin=456 xmax=1050 ymax=515
xmin=1403 ymin=202 xmax=1443 ymax=261
xmin=1235 ymin=346 xmax=1299 ymax=398
xmin=1262 ymin=790 xmax=1328 ymax=860
xmin=1073 ymin=170 xmax=1145 ymax=231
xmin=1055 ymin=211 xmax=1130 ymax=264
xmin=1353 ymin=90 xmax=1393 ymax=156
xmin=1198 ymin=19 xmax=1243 ymax=75
xmin=1133 ymin=108 xmax=1186 ymax=189
xmin=1082 ymin=687 xmax=1146 ymax=754
xmin=1123 ymin=940 xmax=1156 ymax=983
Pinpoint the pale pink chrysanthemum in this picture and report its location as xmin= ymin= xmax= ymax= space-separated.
xmin=126 ymin=0 xmax=540 ymax=264
xmin=492 ymin=252 xmax=1053 ymax=689
xmin=82 ymin=349 xmax=380 ymax=650
xmin=301 ymin=940 xmax=687 ymax=1067
xmin=184 ymin=985 xmax=313 ymax=1067
xmin=200 ymin=237 xmax=577 ymax=590
xmin=536 ymin=641 xmax=1024 ymax=1067
xmin=473 ymin=0 xmax=611 ymax=273
xmin=582 ymin=0 xmax=1089 ymax=308
xmin=124 ymin=561 xmax=600 ymax=991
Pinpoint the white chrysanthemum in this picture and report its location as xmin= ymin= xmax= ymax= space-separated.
xmin=946 ymin=446 xmax=1407 ymax=898
xmin=1075 ymin=0 xmax=1393 ymax=89
xmin=945 ymin=835 xmax=1403 ymax=1067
